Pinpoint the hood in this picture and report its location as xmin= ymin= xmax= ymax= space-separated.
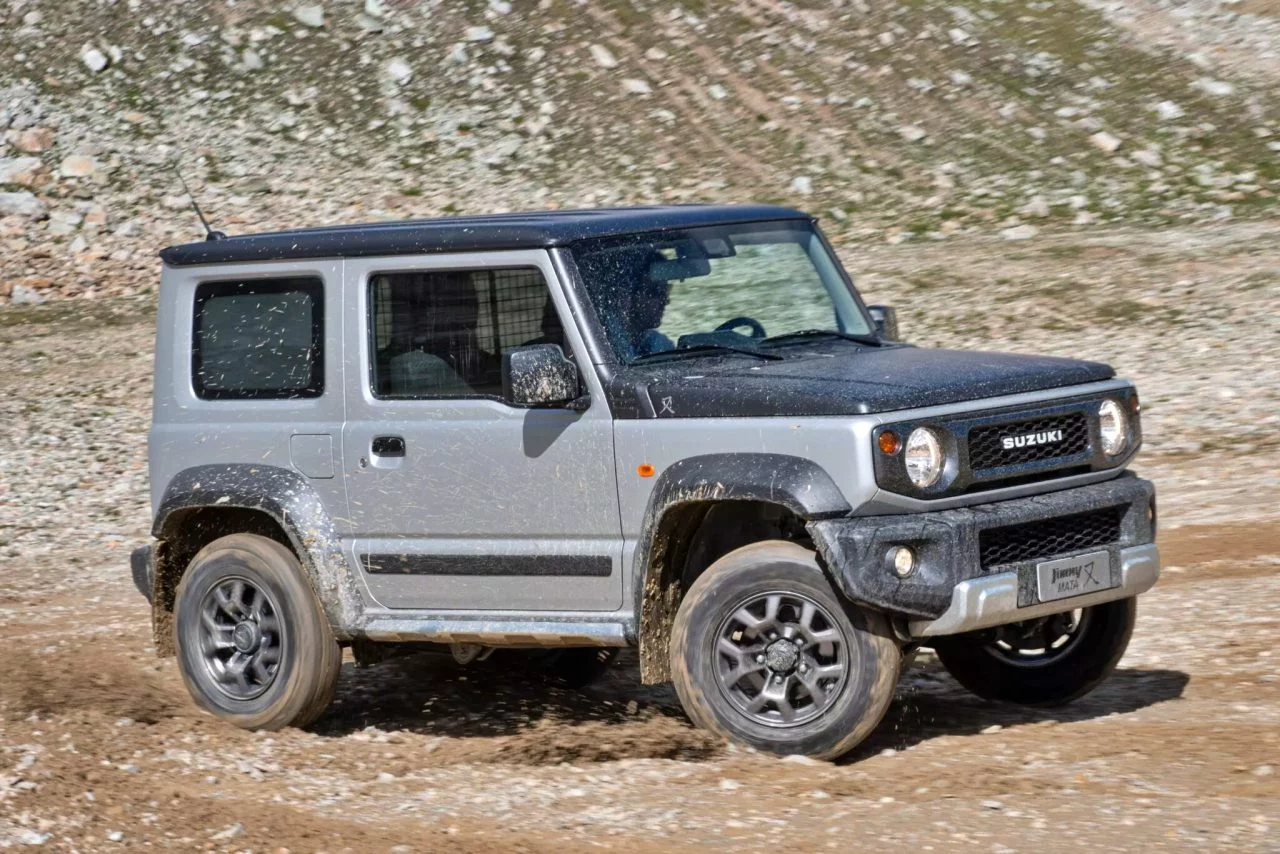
xmin=626 ymin=345 xmax=1115 ymax=418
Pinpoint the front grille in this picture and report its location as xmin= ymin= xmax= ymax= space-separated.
xmin=979 ymin=506 xmax=1123 ymax=568
xmin=967 ymin=412 xmax=1089 ymax=470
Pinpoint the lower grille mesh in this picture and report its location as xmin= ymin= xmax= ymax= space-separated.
xmin=979 ymin=507 xmax=1124 ymax=568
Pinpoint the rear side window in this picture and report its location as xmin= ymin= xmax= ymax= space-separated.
xmin=192 ymin=277 xmax=324 ymax=400
xmin=369 ymin=267 xmax=564 ymax=399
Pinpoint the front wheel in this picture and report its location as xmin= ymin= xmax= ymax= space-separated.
xmin=932 ymin=597 xmax=1137 ymax=706
xmin=670 ymin=541 xmax=900 ymax=760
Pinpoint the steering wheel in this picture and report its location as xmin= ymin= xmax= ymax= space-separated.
xmin=715 ymin=316 xmax=766 ymax=339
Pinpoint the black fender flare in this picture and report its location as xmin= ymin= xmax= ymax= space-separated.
xmin=152 ymin=464 xmax=363 ymax=637
xmin=631 ymin=453 xmax=851 ymax=682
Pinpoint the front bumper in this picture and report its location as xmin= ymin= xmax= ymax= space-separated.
xmin=909 ymin=542 xmax=1158 ymax=636
xmin=808 ymin=473 xmax=1158 ymax=635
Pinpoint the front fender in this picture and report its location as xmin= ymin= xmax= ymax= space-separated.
xmin=631 ymin=453 xmax=851 ymax=682
xmin=643 ymin=453 xmax=853 ymax=522
xmin=152 ymin=464 xmax=363 ymax=636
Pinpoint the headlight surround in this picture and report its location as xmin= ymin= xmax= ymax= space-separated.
xmin=904 ymin=426 xmax=945 ymax=488
xmin=1098 ymin=398 xmax=1128 ymax=457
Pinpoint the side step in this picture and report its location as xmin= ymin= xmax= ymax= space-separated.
xmin=357 ymin=614 xmax=631 ymax=648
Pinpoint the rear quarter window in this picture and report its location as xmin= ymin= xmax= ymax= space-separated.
xmin=192 ymin=277 xmax=324 ymax=400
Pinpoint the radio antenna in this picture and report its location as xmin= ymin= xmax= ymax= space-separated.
xmin=170 ymin=159 xmax=227 ymax=242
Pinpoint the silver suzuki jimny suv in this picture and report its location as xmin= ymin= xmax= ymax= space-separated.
xmin=132 ymin=205 xmax=1158 ymax=759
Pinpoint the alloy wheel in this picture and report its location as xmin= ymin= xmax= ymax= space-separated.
xmin=982 ymin=608 xmax=1092 ymax=668
xmin=713 ymin=591 xmax=850 ymax=728
xmin=197 ymin=576 xmax=284 ymax=700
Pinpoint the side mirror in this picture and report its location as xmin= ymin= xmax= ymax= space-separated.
xmin=868 ymin=305 xmax=899 ymax=341
xmin=502 ymin=344 xmax=582 ymax=408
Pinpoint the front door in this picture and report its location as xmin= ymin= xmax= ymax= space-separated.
xmin=340 ymin=251 xmax=623 ymax=612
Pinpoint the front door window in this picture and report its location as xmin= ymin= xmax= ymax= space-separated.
xmin=369 ymin=267 xmax=566 ymax=399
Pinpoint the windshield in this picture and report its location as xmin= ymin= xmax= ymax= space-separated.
xmin=569 ymin=220 xmax=873 ymax=364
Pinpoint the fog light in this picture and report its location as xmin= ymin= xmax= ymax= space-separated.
xmin=890 ymin=546 xmax=916 ymax=578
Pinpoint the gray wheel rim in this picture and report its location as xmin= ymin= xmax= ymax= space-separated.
xmin=983 ymin=608 xmax=1091 ymax=668
xmin=196 ymin=575 xmax=284 ymax=700
xmin=713 ymin=590 xmax=850 ymax=729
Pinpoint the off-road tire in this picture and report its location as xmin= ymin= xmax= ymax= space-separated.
xmin=932 ymin=597 xmax=1137 ymax=707
xmin=174 ymin=534 xmax=341 ymax=730
xmin=670 ymin=540 xmax=901 ymax=760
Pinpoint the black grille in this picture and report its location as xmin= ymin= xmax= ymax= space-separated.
xmin=979 ymin=507 xmax=1123 ymax=568
xmin=968 ymin=412 xmax=1089 ymax=470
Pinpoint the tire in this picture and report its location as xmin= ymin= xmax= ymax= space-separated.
xmin=173 ymin=534 xmax=342 ymax=730
xmin=670 ymin=540 xmax=901 ymax=760
xmin=932 ymin=597 xmax=1136 ymax=707
xmin=539 ymin=647 xmax=619 ymax=689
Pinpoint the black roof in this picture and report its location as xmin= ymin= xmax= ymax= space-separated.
xmin=159 ymin=204 xmax=811 ymax=267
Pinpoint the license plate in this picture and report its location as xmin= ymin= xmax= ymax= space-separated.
xmin=1035 ymin=550 xmax=1113 ymax=604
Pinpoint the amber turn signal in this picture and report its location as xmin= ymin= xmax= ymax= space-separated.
xmin=878 ymin=431 xmax=902 ymax=455
xmin=637 ymin=463 xmax=656 ymax=478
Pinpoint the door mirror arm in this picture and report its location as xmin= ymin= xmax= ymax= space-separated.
xmin=868 ymin=305 xmax=899 ymax=341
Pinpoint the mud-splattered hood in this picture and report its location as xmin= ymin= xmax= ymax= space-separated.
xmin=617 ymin=344 xmax=1115 ymax=418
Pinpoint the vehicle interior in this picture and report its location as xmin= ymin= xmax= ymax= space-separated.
xmin=369 ymin=268 xmax=566 ymax=399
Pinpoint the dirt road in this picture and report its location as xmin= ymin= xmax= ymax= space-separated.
xmin=2 ymin=223 xmax=1278 ymax=851
xmin=1 ymin=520 xmax=1277 ymax=852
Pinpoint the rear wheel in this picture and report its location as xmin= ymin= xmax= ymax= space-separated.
xmin=932 ymin=597 xmax=1136 ymax=706
xmin=173 ymin=534 xmax=341 ymax=730
xmin=670 ymin=541 xmax=900 ymax=760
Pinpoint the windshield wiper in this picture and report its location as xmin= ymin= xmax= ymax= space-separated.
xmin=761 ymin=329 xmax=884 ymax=348
xmin=631 ymin=343 xmax=784 ymax=364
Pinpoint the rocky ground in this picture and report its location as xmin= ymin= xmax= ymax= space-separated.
xmin=0 ymin=0 xmax=1278 ymax=309
xmin=1 ymin=220 xmax=1278 ymax=851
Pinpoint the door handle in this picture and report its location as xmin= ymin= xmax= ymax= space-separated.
xmin=371 ymin=435 xmax=405 ymax=457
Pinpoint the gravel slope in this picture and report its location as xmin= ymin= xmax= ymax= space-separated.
xmin=2 ymin=0 xmax=1277 ymax=308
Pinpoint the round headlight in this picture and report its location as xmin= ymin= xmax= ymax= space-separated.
xmin=1099 ymin=398 xmax=1128 ymax=456
xmin=905 ymin=426 xmax=944 ymax=488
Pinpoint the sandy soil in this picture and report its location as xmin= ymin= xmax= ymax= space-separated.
xmin=1 ymin=521 xmax=1277 ymax=852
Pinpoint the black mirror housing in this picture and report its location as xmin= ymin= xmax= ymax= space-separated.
xmin=502 ymin=344 xmax=582 ymax=407
xmin=868 ymin=305 xmax=899 ymax=341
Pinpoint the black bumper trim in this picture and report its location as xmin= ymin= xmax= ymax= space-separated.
xmin=808 ymin=473 xmax=1155 ymax=620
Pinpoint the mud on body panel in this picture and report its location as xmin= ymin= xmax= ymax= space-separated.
xmin=149 ymin=464 xmax=362 ymax=653
xmin=629 ymin=453 xmax=852 ymax=683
